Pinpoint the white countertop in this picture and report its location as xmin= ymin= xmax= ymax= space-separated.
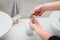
xmin=3 ymin=17 xmax=55 ymax=40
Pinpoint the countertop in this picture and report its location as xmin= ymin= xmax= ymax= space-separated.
xmin=3 ymin=17 xmax=55 ymax=40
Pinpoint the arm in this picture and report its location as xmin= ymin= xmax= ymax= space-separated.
xmin=29 ymin=18 xmax=53 ymax=40
xmin=44 ymin=1 xmax=60 ymax=11
xmin=31 ymin=1 xmax=60 ymax=16
xmin=35 ymin=28 xmax=53 ymax=40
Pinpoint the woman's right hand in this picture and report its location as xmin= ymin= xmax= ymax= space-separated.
xmin=31 ymin=4 xmax=47 ymax=16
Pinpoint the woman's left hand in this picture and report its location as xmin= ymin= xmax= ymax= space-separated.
xmin=29 ymin=18 xmax=42 ymax=30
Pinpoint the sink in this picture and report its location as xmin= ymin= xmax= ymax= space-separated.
xmin=0 ymin=11 xmax=13 ymax=39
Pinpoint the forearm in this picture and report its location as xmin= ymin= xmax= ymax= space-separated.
xmin=44 ymin=1 xmax=60 ymax=11
xmin=35 ymin=28 xmax=53 ymax=40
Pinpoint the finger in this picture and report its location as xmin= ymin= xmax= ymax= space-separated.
xmin=29 ymin=21 xmax=36 ymax=30
xmin=29 ymin=19 xmax=32 ymax=23
xmin=30 ymin=18 xmax=36 ymax=24
xmin=32 ymin=18 xmax=39 ymax=24
xmin=29 ymin=20 xmax=34 ymax=27
xmin=29 ymin=21 xmax=32 ymax=26
xmin=30 ymin=18 xmax=34 ymax=24
xmin=35 ymin=11 xmax=40 ymax=16
xmin=33 ymin=10 xmax=39 ymax=16
xmin=30 ymin=17 xmax=39 ymax=24
xmin=31 ymin=8 xmax=39 ymax=15
xmin=32 ymin=12 xmax=38 ymax=16
xmin=39 ymin=9 xmax=44 ymax=16
xmin=31 ymin=9 xmax=36 ymax=15
xmin=29 ymin=22 xmax=33 ymax=29
xmin=39 ymin=12 xmax=42 ymax=16
xmin=36 ymin=11 xmax=42 ymax=16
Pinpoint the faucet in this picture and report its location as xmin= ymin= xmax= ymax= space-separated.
xmin=11 ymin=0 xmax=20 ymax=24
xmin=11 ymin=0 xmax=19 ymax=17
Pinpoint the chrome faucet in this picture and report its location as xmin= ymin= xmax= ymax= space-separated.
xmin=11 ymin=0 xmax=20 ymax=24
xmin=11 ymin=0 xmax=19 ymax=17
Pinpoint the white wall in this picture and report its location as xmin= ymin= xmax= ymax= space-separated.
xmin=0 ymin=0 xmax=57 ymax=18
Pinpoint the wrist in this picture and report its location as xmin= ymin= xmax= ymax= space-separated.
xmin=34 ymin=27 xmax=43 ymax=32
xmin=42 ymin=3 xmax=50 ymax=11
xmin=34 ymin=27 xmax=53 ymax=40
xmin=42 ymin=4 xmax=48 ymax=11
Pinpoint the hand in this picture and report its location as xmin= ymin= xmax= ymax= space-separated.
xmin=31 ymin=4 xmax=46 ymax=16
xmin=29 ymin=18 xmax=42 ymax=30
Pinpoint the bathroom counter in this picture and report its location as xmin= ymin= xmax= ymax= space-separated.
xmin=4 ymin=17 xmax=54 ymax=40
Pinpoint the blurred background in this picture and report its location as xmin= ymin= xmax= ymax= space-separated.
xmin=0 ymin=0 xmax=58 ymax=18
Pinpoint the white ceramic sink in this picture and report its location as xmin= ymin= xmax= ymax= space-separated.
xmin=0 ymin=11 xmax=13 ymax=38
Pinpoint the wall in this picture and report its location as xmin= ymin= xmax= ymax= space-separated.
xmin=0 ymin=0 xmax=57 ymax=18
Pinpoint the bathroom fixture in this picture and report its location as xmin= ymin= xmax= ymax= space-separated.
xmin=11 ymin=0 xmax=20 ymax=24
xmin=0 ymin=11 xmax=13 ymax=39
xmin=0 ymin=10 xmax=21 ymax=39
xmin=50 ymin=11 xmax=60 ymax=36
xmin=0 ymin=0 xmax=21 ymax=39
xmin=11 ymin=0 xmax=19 ymax=17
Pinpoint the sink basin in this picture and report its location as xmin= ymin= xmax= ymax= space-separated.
xmin=50 ymin=11 xmax=60 ymax=36
xmin=0 ymin=11 xmax=13 ymax=38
